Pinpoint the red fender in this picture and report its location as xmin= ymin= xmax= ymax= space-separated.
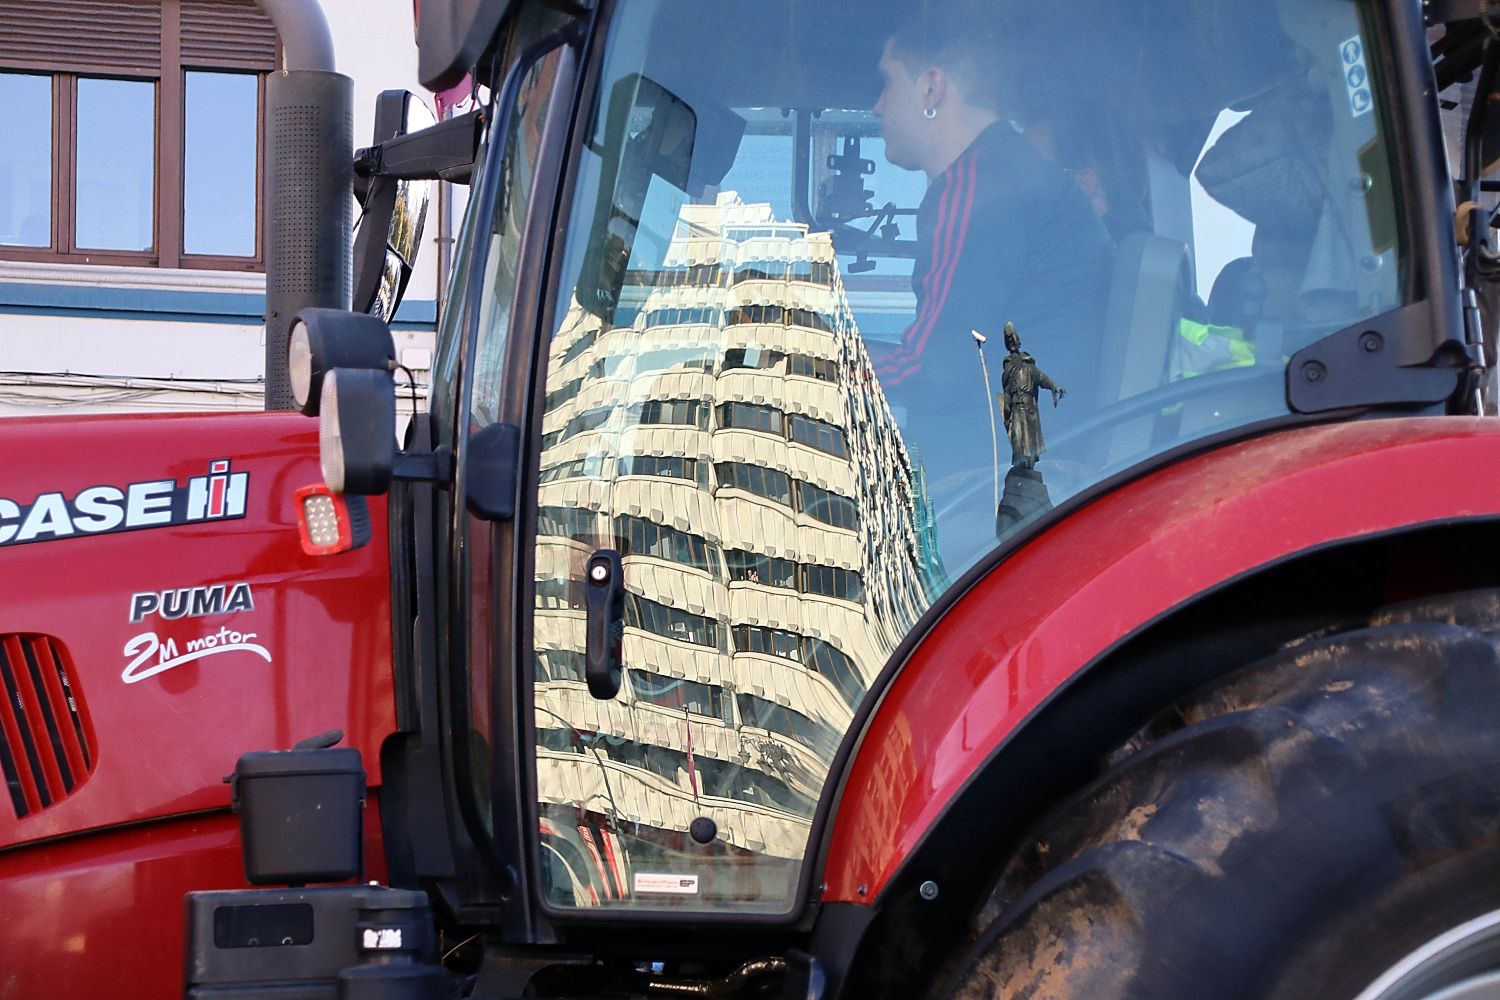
xmin=822 ymin=417 xmax=1500 ymax=902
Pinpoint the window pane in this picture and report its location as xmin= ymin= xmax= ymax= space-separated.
xmin=76 ymin=78 xmax=154 ymax=251
xmin=185 ymin=71 xmax=258 ymax=256
xmin=0 ymin=73 xmax=52 ymax=247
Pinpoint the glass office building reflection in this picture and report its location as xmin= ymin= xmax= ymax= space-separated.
xmin=532 ymin=195 xmax=931 ymax=906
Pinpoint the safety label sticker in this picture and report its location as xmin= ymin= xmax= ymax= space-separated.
xmin=1341 ymin=35 xmax=1373 ymax=119
xmin=634 ymin=872 xmax=700 ymax=895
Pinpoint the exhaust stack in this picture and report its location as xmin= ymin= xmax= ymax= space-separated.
xmin=255 ymin=0 xmax=354 ymax=411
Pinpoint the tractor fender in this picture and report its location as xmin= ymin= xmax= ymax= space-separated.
xmin=818 ymin=416 xmax=1500 ymax=905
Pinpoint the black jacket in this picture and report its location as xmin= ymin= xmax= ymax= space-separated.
xmin=876 ymin=122 xmax=1113 ymax=409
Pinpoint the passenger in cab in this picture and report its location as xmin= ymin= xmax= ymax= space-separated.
xmin=870 ymin=3 xmax=1113 ymax=519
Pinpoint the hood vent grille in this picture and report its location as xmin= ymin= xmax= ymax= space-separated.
xmin=0 ymin=634 xmax=96 ymax=818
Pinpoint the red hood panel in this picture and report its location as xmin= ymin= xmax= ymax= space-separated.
xmin=0 ymin=412 xmax=396 ymax=849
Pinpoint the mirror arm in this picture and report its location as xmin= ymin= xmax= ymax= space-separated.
xmin=354 ymin=110 xmax=485 ymax=187
xmin=792 ymin=109 xmax=814 ymax=227
xmin=351 ymin=176 xmax=400 ymax=315
xmin=392 ymin=445 xmax=455 ymax=484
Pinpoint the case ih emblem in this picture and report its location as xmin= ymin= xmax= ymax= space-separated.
xmin=0 ymin=459 xmax=248 ymax=549
xmin=191 ymin=460 xmax=240 ymax=520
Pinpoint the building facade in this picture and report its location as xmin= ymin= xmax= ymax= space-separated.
xmin=0 ymin=0 xmax=446 ymax=415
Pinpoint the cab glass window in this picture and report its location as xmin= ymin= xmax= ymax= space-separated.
xmin=526 ymin=0 xmax=1403 ymax=913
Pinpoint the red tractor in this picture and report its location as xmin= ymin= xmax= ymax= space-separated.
xmin=7 ymin=0 xmax=1500 ymax=997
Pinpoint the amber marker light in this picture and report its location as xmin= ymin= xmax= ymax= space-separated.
xmin=294 ymin=483 xmax=371 ymax=556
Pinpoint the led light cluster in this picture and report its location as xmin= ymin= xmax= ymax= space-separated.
xmin=294 ymin=484 xmax=354 ymax=556
xmin=303 ymin=494 xmax=342 ymax=548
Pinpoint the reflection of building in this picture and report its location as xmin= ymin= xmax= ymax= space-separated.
xmin=533 ymin=194 xmax=929 ymax=903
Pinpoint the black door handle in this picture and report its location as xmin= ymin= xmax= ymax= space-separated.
xmin=585 ymin=549 xmax=625 ymax=699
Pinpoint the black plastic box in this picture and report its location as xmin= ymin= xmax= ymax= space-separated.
xmin=231 ymin=747 xmax=365 ymax=885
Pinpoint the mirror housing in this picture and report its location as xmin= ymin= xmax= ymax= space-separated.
xmin=417 ymin=0 xmax=513 ymax=91
xmin=287 ymin=308 xmax=396 ymax=416
xmin=318 ymin=368 xmax=397 ymax=495
xmin=352 ymin=91 xmax=441 ymax=322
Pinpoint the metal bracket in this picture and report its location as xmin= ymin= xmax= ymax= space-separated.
xmin=354 ymin=109 xmax=485 ymax=187
xmin=392 ymin=444 xmax=456 ymax=484
xmin=464 ymin=422 xmax=520 ymax=520
xmin=1286 ymin=305 xmax=1467 ymax=413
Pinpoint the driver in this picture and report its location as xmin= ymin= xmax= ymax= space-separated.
xmin=871 ymin=5 xmax=1113 ymax=498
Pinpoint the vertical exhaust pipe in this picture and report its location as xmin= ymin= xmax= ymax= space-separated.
xmin=255 ymin=0 xmax=353 ymax=410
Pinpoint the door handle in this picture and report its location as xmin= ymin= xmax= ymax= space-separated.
xmin=585 ymin=549 xmax=625 ymax=700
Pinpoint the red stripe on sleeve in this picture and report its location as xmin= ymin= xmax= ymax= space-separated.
xmin=877 ymin=148 xmax=979 ymax=387
xmin=875 ymin=169 xmax=958 ymax=382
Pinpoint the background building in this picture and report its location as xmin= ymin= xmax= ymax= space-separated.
xmin=0 ymin=0 xmax=448 ymax=415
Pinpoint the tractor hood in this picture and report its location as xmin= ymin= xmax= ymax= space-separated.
xmin=0 ymin=412 xmax=395 ymax=850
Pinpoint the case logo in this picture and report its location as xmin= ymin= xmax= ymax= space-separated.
xmin=0 ymin=459 xmax=248 ymax=549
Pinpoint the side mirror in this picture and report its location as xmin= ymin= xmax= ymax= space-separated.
xmin=288 ymin=308 xmax=396 ymax=416
xmin=353 ymin=91 xmax=439 ymax=322
xmin=576 ymin=75 xmax=745 ymax=323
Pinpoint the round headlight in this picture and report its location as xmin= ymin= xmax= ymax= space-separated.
xmin=318 ymin=372 xmax=345 ymax=493
xmin=288 ymin=320 xmax=313 ymax=410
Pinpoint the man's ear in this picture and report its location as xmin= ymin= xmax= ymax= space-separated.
xmin=921 ymin=67 xmax=949 ymax=112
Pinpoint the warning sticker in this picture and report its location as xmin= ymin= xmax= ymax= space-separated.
xmin=1340 ymin=35 xmax=1373 ymax=119
xmin=634 ymin=872 xmax=700 ymax=895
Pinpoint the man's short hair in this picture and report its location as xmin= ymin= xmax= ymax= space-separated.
xmin=885 ymin=2 xmax=1013 ymax=116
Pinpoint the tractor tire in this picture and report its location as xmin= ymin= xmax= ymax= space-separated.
xmin=939 ymin=589 xmax=1500 ymax=1000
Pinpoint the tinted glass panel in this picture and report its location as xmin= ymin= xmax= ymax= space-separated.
xmin=0 ymin=73 xmax=52 ymax=247
xmin=76 ymin=78 xmax=154 ymax=251
xmin=184 ymin=71 xmax=258 ymax=256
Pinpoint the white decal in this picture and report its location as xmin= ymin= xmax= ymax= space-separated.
xmin=1341 ymin=35 xmax=1373 ymax=118
xmin=634 ymin=872 xmax=700 ymax=895
xmin=121 ymin=627 xmax=271 ymax=685
xmin=186 ymin=460 xmax=245 ymax=519
xmin=129 ymin=583 xmax=255 ymax=623
xmin=362 ymin=928 xmax=404 ymax=949
xmin=125 ymin=481 xmax=174 ymax=526
xmin=0 ymin=459 xmax=249 ymax=550
xmin=0 ymin=499 xmax=17 ymax=544
xmin=18 ymin=493 xmax=75 ymax=542
xmin=73 ymin=486 xmax=126 ymax=532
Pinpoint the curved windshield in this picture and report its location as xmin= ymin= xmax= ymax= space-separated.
xmin=527 ymin=0 xmax=1404 ymax=913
